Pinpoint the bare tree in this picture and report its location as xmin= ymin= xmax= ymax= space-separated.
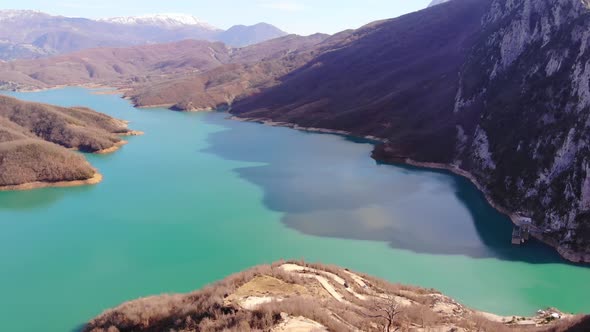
xmin=364 ymin=296 xmax=399 ymax=332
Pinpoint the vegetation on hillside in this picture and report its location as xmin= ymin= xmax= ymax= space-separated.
xmin=84 ymin=261 xmax=583 ymax=332
xmin=0 ymin=95 xmax=134 ymax=187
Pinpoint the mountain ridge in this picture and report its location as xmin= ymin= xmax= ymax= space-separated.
xmin=0 ymin=10 xmax=287 ymax=60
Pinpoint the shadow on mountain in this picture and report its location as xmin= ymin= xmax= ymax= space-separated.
xmin=201 ymin=113 xmax=571 ymax=265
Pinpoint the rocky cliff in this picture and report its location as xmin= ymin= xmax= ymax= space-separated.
xmin=449 ymin=0 xmax=590 ymax=262
xmin=229 ymin=0 xmax=590 ymax=263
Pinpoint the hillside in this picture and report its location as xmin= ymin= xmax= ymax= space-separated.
xmin=0 ymin=34 xmax=329 ymax=95
xmin=221 ymin=0 xmax=590 ymax=263
xmin=0 ymin=10 xmax=286 ymax=60
xmin=0 ymin=95 xmax=137 ymax=188
xmin=83 ymin=261 xmax=585 ymax=332
xmin=0 ymin=40 xmax=232 ymax=90
xmin=125 ymin=33 xmax=330 ymax=110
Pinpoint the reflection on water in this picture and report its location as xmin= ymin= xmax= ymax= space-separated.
xmin=0 ymin=188 xmax=66 ymax=210
xmin=203 ymin=115 xmax=564 ymax=263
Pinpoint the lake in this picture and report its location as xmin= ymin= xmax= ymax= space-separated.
xmin=1 ymin=87 xmax=589 ymax=331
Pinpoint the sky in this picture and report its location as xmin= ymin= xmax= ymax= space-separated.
xmin=2 ymin=0 xmax=432 ymax=35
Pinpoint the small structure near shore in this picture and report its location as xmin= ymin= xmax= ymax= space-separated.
xmin=512 ymin=215 xmax=535 ymax=245
xmin=512 ymin=227 xmax=528 ymax=245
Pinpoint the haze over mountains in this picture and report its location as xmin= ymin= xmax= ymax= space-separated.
xmin=0 ymin=10 xmax=287 ymax=60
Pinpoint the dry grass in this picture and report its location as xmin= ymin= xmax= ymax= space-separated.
xmin=84 ymin=262 xmax=587 ymax=332
xmin=0 ymin=95 xmax=133 ymax=187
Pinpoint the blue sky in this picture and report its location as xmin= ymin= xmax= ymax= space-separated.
xmin=5 ymin=0 xmax=432 ymax=35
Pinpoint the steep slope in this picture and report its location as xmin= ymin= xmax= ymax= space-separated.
xmin=232 ymin=0 xmax=489 ymax=160
xmin=228 ymin=0 xmax=590 ymax=262
xmin=218 ymin=23 xmax=288 ymax=47
xmin=0 ymin=10 xmax=287 ymax=60
xmin=0 ymin=95 xmax=136 ymax=188
xmin=448 ymin=0 xmax=590 ymax=262
xmin=122 ymin=33 xmax=330 ymax=110
xmin=83 ymin=261 xmax=581 ymax=332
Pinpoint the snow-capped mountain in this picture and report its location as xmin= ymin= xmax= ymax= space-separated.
xmin=0 ymin=10 xmax=287 ymax=60
xmin=100 ymin=14 xmax=219 ymax=30
xmin=0 ymin=9 xmax=48 ymax=21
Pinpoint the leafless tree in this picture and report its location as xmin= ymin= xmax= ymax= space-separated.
xmin=364 ymin=296 xmax=399 ymax=332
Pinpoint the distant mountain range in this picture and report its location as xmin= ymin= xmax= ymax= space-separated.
xmin=0 ymin=10 xmax=287 ymax=60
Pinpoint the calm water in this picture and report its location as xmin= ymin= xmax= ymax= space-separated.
xmin=0 ymin=87 xmax=589 ymax=332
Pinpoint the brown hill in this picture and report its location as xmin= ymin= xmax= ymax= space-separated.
xmin=0 ymin=95 xmax=136 ymax=188
xmin=0 ymin=34 xmax=329 ymax=97
xmin=124 ymin=34 xmax=329 ymax=110
xmin=83 ymin=261 xmax=583 ymax=332
xmin=0 ymin=40 xmax=232 ymax=89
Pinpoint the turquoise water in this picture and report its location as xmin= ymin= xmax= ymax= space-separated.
xmin=0 ymin=87 xmax=588 ymax=332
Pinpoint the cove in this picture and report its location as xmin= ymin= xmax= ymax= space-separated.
xmin=0 ymin=87 xmax=589 ymax=332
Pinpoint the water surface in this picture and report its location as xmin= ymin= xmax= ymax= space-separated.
xmin=0 ymin=87 xmax=589 ymax=332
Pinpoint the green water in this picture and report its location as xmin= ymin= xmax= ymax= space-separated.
xmin=0 ymin=87 xmax=588 ymax=332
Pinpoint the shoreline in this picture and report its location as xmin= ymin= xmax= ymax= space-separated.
xmin=400 ymin=160 xmax=588 ymax=264
xmin=230 ymin=115 xmax=589 ymax=264
xmin=0 ymin=172 xmax=103 ymax=191
xmin=7 ymin=85 xmax=588 ymax=263
xmin=95 ymin=131 xmax=145 ymax=154
xmin=229 ymin=116 xmax=386 ymax=143
xmin=12 ymin=83 xmax=118 ymax=93
xmin=96 ymin=141 xmax=128 ymax=154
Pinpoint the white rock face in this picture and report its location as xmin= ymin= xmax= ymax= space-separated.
xmin=100 ymin=14 xmax=218 ymax=30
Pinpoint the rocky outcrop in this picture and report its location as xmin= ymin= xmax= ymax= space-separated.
xmin=452 ymin=0 xmax=590 ymax=262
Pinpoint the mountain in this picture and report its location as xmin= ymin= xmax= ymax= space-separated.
xmin=0 ymin=95 xmax=137 ymax=189
xmin=125 ymin=33 xmax=330 ymax=110
xmin=0 ymin=10 xmax=286 ymax=60
xmin=225 ymin=0 xmax=590 ymax=263
xmin=0 ymin=33 xmax=330 ymax=109
xmin=0 ymin=40 xmax=232 ymax=89
xmin=428 ymin=0 xmax=451 ymax=7
xmin=98 ymin=13 xmax=217 ymax=29
xmin=82 ymin=261 xmax=582 ymax=332
xmin=218 ymin=23 xmax=288 ymax=47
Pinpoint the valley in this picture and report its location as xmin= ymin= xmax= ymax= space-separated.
xmin=1 ymin=0 xmax=590 ymax=331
